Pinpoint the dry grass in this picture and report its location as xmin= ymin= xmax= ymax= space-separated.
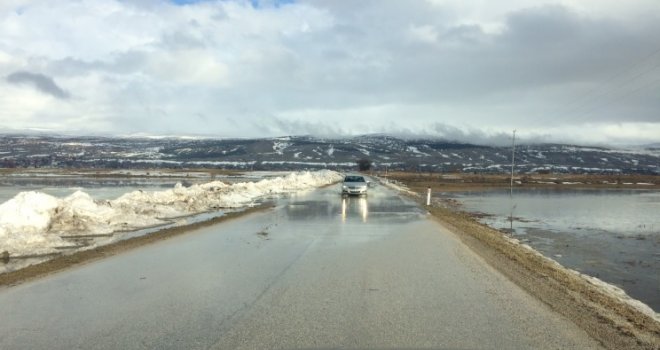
xmin=386 ymin=172 xmax=659 ymax=192
xmin=0 ymin=167 xmax=243 ymax=178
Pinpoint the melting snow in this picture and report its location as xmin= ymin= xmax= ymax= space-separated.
xmin=406 ymin=146 xmax=429 ymax=157
xmin=0 ymin=171 xmax=343 ymax=256
xmin=273 ymin=141 xmax=290 ymax=155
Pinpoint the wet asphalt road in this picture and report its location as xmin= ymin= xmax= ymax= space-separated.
xmin=0 ymin=183 xmax=603 ymax=349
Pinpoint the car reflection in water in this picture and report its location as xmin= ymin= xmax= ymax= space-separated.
xmin=341 ymin=196 xmax=369 ymax=223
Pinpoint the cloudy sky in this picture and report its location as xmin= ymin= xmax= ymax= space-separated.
xmin=1 ymin=0 xmax=659 ymax=145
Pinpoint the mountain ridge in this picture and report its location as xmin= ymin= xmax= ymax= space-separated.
xmin=1 ymin=134 xmax=658 ymax=175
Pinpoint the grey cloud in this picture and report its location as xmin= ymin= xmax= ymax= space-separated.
xmin=503 ymin=5 xmax=582 ymax=46
xmin=6 ymin=71 xmax=71 ymax=99
xmin=159 ymin=3 xmax=660 ymax=134
xmin=441 ymin=24 xmax=487 ymax=45
xmin=2 ymin=0 xmax=658 ymax=145
xmin=262 ymin=117 xmax=346 ymax=138
xmin=247 ymin=118 xmax=546 ymax=147
xmin=47 ymin=51 xmax=148 ymax=76
xmin=159 ymin=30 xmax=206 ymax=50
xmin=368 ymin=123 xmax=527 ymax=147
xmin=324 ymin=4 xmax=659 ymax=124
xmin=428 ymin=123 xmax=528 ymax=146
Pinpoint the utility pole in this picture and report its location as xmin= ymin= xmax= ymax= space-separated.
xmin=510 ymin=129 xmax=516 ymax=233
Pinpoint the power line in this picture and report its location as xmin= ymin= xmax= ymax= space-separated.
xmin=572 ymin=73 xmax=660 ymax=123
xmin=527 ymin=45 xmax=660 ymax=129
xmin=559 ymin=45 xmax=660 ymax=116
xmin=567 ymin=57 xmax=660 ymax=123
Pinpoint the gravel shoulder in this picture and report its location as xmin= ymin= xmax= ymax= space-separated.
xmin=409 ymin=190 xmax=660 ymax=349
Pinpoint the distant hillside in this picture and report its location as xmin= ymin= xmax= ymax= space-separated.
xmin=0 ymin=134 xmax=658 ymax=175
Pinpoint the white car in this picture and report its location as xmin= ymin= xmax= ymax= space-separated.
xmin=341 ymin=175 xmax=369 ymax=196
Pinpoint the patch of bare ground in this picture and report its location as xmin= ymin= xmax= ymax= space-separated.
xmin=0 ymin=204 xmax=272 ymax=288
xmin=386 ymin=172 xmax=660 ymax=192
xmin=0 ymin=167 xmax=243 ymax=178
xmin=390 ymin=174 xmax=659 ymax=350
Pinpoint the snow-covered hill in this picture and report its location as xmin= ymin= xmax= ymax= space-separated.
xmin=1 ymin=134 xmax=658 ymax=174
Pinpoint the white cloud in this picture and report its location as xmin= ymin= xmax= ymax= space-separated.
xmin=408 ymin=24 xmax=439 ymax=44
xmin=146 ymin=49 xmax=229 ymax=85
xmin=0 ymin=0 xmax=658 ymax=145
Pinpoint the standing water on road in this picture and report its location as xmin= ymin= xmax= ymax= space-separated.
xmin=446 ymin=188 xmax=660 ymax=312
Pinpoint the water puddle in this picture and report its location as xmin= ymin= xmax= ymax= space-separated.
xmin=445 ymin=188 xmax=660 ymax=311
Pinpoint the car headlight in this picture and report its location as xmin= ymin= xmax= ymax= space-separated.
xmin=342 ymin=185 xmax=348 ymax=189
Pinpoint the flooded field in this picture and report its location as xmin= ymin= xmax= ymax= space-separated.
xmin=0 ymin=172 xmax=279 ymax=203
xmin=0 ymin=178 xmax=198 ymax=203
xmin=445 ymin=188 xmax=660 ymax=312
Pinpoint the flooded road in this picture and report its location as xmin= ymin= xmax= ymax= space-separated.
xmin=0 ymin=184 xmax=602 ymax=349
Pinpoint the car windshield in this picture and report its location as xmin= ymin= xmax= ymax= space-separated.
xmin=344 ymin=176 xmax=365 ymax=182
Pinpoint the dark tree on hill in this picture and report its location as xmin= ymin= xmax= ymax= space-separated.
xmin=357 ymin=158 xmax=372 ymax=171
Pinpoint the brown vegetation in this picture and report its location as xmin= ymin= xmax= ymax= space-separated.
xmin=386 ymin=172 xmax=660 ymax=192
xmin=0 ymin=167 xmax=243 ymax=178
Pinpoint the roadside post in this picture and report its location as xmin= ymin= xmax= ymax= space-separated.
xmin=426 ymin=187 xmax=431 ymax=206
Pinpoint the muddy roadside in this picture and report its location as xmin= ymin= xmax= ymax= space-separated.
xmin=0 ymin=167 xmax=243 ymax=178
xmin=388 ymin=175 xmax=660 ymax=350
xmin=0 ymin=204 xmax=273 ymax=288
xmin=384 ymin=172 xmax=660 ymax=192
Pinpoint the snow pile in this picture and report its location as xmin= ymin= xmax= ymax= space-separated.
xmin=378 ymin=177 xmax=418 ymax=197
xmin=0 ymin=192 xmax=67 ymax=255
xmin=0 ymin=170 xmax=342 ymax=256
xmin=272 ymin=141 xmax=290 ymax=155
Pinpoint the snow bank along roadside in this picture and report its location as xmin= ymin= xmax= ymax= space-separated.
xmin=0 ymin=171 xmax=343 ymax=258
xmin=380 ymin=177 xmax=660 ymax=349
xmin=376 ymin=177 xmax=419 ymax=197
